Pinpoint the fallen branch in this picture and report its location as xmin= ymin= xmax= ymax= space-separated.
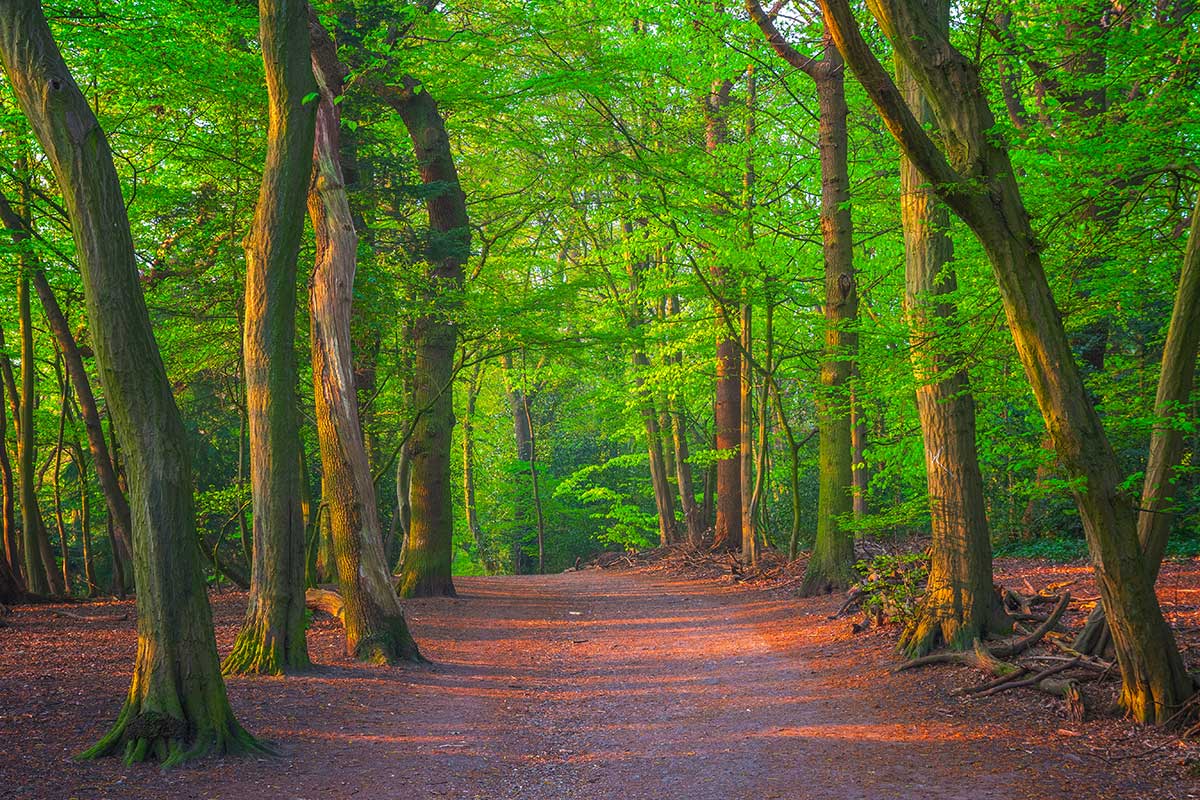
xmin=992 ymin=592 xmax=1070 ymax=658
xmin=49 ymin=608 xmax=129 ymax=622
xmin=973 ymin=657 xmax=1081 ymax=698
xmin=305 ymin=588 xmax=345 ymax=623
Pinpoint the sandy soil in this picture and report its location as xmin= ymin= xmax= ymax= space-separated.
xmin=1 ymin=567 xmax=1196 ymax=799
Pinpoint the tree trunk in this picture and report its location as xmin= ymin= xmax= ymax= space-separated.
xmin=819 ymin=0 xmax=1194 ymax=723
xmin=384 ymin=77 xmax=469 ymax=599
xmin=71 ymin=442 xmax=96 ymax=596
xmin=0 ymin=191 xmax=134 ymax=581
xmin=705 ymin=78 xmax=741 ymax=553
xmin=224 ymin=0 xmax=318 ymax=677
xmin=801 ymin=51 xmax=858 ymax=596
xmin=52 ymin=350 xmax=70 ymax=592
xmin=0 ymin=0 xmax=257 ymax=760
xmin=892 ymin=14 xmax=1008 ymax=656
xmin=462 ymin=361 xmax=494 ymax=572
xmin=1074 ymin=189 xmax=1200 ymax=655
xmin=17 ymin=271 xmax=54 ymax=595
xmin=307 ymin=17 xmax=421 ymax=663
xmin=0 ymin=337 xmax=19 ymax=586
xmin=850 ymin=382 xmax=869 ymax=517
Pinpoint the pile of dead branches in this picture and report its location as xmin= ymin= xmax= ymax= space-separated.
xmin=897 ymin=583 xmax=1116 ymax=722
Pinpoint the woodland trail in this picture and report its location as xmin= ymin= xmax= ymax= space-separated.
xmin=0 ymin=570 xmax=1177 ymax=799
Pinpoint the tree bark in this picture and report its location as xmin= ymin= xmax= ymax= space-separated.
xmin=17 ymin=270 xmax=52 ymax=595
xmin=0 ymin=331 xmax=19 ymax=586
xmin=224 ymin=0 xmax=318 ymax=677
xmin=705 ymin=78 xmax=742 ymax=553
xmin=382 ymin=77 xmax=468 ymax=598
xmin=747 ymin=0 xmax=858 ymax=590
xmin=803 ymin=49 xmax=858 ymax=596
xmin=307 ymin=17 xmax=421 ymax=663
xmin=818 ymin=0 xmax=1194 ymax=723
xmin=891 ymin=6 xmax=1008 ymax=656
xmin=0 ymin=0 xmax=257 ymax=760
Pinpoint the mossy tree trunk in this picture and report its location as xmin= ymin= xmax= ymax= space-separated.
xmin=308 ymin=18 xmax=421 ymax=663
xmin=224 ymin=0 xmax=318 ymax=677
xmin=892 ymin=3 xmax=1008 ymax=656
xmin=819 ymin=0 xmax=1194 ymax=723
xmin=0 ymin=0 xmax=257 ymax=761
xmin=382 ymin=76 xmax=469 ymax=599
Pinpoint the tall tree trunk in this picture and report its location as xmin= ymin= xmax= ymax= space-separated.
xmin=462 ymin=361 xmax=494 ymax=572
xmin=819 ymin=0 xmax=1194 ymax=723
xmin=705 ymin=78 xmax=741 ymax=552
xmin=52 ymin=349 xmax=70 ymax=592
xmin=224 ymin=0 xmax=318 ymax=677
xmin=384 ymin=77 xmax=469 ymax=599
xmin=308 ymin=18 xmax=421 ymax=663
xmin=524 ymin=392 xmax=547 ymax=574
xmin=739 ymin=302 xmax=756 ymax=563
xmin=17 ymin=271 xmax=52 ymax=595
xmin=1074 ymin=190 xmax=1200 ymax=655
xmin=850 ymin=382 xmax=869 ymax=517
xmin=0 ymin=336 xmax=19 ymax=586
xmin=801 ymin=48 xmax=858 ymax=596
xmin=747 ymin=0 xmax=858 ymax=589
xmin=669 ymin=386 xmax=704 ymax=546
xmin=70 ymin=442 xmax=96 ymax=596
xmin=0 ymin=0 xmax=258 ymax=760
xmin=892 ymin=15 xmax=1008 ymax=656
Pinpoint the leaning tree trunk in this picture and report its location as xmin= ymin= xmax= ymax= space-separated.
xmin=385 ymin=76 xmax=469 ymax=599
xmin=0 ymin=189 xmax=136 ymax=582
xmin=801 ymin=49 xmax=858 ymax=596
xmin=0 ymin=332 xmax=20 ymax=586
xmin=308 ymin=17 xmax=421 ymax=663
xmin=0 ymin=0 xmax=258 ymax=761
xmin=819 ymin=0 xmax=1194 ymax=723
xmin=893 ymin=16 xmax=1008 ymax=656
xmin=1074 ymin=189 xmax=1200 ymax=655
xmin=224 ymin=0 xmax=318 ymax=676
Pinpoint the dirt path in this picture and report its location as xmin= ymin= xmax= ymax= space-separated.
xmin=0 ymin=571 xmax=1177 ymax=799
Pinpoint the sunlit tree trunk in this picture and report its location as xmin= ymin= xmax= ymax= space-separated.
xmin=819 ymin=0 xmax=1194 ymax=723
xmin=0 ymin=0 xmax=257 ymax=760
xmin=224 ymin=0 xmax=317 ymax=676
xmin=52 ymin=350 xmax=71 ymax=592
xmin=308 ymin=18 xmax=421 ymax=662
xmin=892 ymin=9 xmax=1008 ymax=655
xmin=382 ymin=77 xmax=469 ymax=598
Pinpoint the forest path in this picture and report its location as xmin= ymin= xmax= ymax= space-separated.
xmin=0 ymin=570 xmax=1168 ymax=799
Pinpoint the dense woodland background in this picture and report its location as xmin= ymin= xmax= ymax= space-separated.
xmin=3 ymin=0 xmax=1194 ymax=578
xmin=0 ymin=0 xmax=1199 ymax=759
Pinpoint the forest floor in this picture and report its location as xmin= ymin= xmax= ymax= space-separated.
xmin=1 ymin=558 xmax=1199 ymax=799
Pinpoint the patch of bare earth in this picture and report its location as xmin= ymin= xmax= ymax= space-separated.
xmin=1 ymin=560 xmax=1197 ymax=799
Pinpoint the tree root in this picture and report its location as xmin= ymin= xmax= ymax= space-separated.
xmin=79 ymin=704 xmax=270 ymax=767
xmin=305 ymin=588 xmax=345 ymax=622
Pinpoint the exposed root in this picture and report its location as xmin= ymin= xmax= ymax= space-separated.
xmin=79 ymin=704 xmax=270 ymax=767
